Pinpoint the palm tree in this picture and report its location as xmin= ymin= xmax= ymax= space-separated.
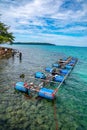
xmin=0 ymin=22 xmax=15 ymax=44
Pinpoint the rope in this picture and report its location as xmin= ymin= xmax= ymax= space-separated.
xmin=53 ymin=100 xmax=58 ymax=130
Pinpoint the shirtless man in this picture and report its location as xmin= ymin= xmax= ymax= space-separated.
xmin=58 ymin=57 xmax=72 ymax=68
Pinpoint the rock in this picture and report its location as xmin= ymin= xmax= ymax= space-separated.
xmin=0 ymin=47 xmax=16 ymax=59
xmin=38 ymin=125 xmax=49 ymax=130
xmin=23 ymin=122 xmax=30 ymax=129
xmin=20 ymin=74 xmax=25 ymax=78
xmin=30 ymin=105 xmax=36 ymax=111
xmin=36 ymin=117 xmax=43 ymax=125
xmin=6 ymin=107 xmax=13 ymax=112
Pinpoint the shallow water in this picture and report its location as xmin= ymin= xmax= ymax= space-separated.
xmin=0 ymin=44 xmax=87 ymax=130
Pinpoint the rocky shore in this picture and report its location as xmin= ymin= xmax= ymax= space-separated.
xmin=0 ymin=47 xmax=15 ymax=59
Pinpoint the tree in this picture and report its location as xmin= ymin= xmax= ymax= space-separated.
xmin=0 ymin=22 xmax=15 ymax=44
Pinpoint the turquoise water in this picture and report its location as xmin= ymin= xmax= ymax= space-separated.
xmin=0 ymin=44 xmax=87 ymax=130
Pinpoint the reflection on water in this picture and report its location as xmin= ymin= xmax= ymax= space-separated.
xmin=0 ymin=45 xmax=87 ymax=130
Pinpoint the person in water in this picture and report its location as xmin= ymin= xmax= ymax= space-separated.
xmin=51 ymin=68 xmax=61 ymax=75
xmin=58 ymin=59 xmax=65 ymax=68
xmin=19 ymin=52 xmax=22 ymax=61
xmin=58 ymin=57 xmax=72 ymax=68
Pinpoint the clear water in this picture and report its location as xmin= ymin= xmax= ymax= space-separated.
xmin=0 ymin=44 xmax=87 ymax=130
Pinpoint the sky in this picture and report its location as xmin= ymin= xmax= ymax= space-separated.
xmin=0 ymin=0 xmax=87 ymax=46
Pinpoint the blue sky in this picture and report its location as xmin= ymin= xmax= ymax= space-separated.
xmin=0 ymin=0 xmax=87 ymax=46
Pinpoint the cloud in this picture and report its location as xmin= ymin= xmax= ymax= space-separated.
xmin=0 ymin=0 xmax=87 ymax=46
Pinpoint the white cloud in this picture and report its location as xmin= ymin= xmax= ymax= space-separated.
xmin=1 ymin=0 xmax=87 ymax=25
xmin=0 ymin=0 xmax=87 ymax=46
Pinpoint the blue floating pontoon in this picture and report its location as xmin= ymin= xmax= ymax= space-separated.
xmin=38 ymin=88 xmax=55 ymax=99
xmin=65 ymin=65 xmax=73 ymax=69
xmin=45 ymin=67 xmax=53 ymax=73
xmin=60 ymin=69 xmax=69 ymax=75
xmin=52 ymin=63 xmax=59 ymax=68
xmin=53 ymin=75 xmax=64 ymax=82
xmin=15 ymin=82 xmax=27 ymax=92
xmin=35 ymin=72 xmax=46 ymax=79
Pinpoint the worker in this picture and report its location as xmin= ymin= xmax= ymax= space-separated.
xmin=19 ymin=52 xmax=22 ymax=61
xmin=58 ymin=56 xmax=72 ymax=68
xmin=51 ymin=68 xmax=61 ymax=75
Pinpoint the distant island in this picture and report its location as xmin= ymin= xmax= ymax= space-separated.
xmin=13 ymin=42 xmax=56 ymax=46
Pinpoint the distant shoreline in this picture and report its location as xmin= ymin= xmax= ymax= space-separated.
xmin=13 ymin=42 xmax=56 ymax=46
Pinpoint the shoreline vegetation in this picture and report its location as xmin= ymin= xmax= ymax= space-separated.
xmin=13 ymin=42 xmax=56 ymax=46
xmin=0 ymin=21 xmax=15 ymax=59
xmin=0 ymin=22 xmax=15 ymax=44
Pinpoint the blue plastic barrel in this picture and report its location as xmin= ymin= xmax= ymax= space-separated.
xmin=68 ymin=62 xmax=73 ymax=65
xmin=70 ymin=60 xmax=75 ymax=63
xmin=53 ymin=75 xmax=64 ymax=82
xmin=35 ymin=72 xmax=46 ymax=79
xmin=60 ymin=69 xmax=69 ymax=75
xmin=45 ymin=67 xmax=53 ymax=73
xmin=65 ymin=65 xmax=72 ymax=69
xmin=15 ymin=82 xmax=27 ymax=92
xmin=52 ymin=63 xmax=59 ymax=68
xmin=38 ymin=88 xmax=55 ymax=99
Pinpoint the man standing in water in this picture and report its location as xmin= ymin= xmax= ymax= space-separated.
xmin=19 ymin=52 xmax=22 ymax=62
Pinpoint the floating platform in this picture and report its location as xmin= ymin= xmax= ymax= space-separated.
xmin=14 ymin=56 xmax=78 ymax=100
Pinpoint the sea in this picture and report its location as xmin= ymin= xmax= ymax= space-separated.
xmin=0 ymin=44 xmax=87 ymax=130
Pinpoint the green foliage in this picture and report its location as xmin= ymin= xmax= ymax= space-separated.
xmin=0 ymin=22 xmax=15 ymax=44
